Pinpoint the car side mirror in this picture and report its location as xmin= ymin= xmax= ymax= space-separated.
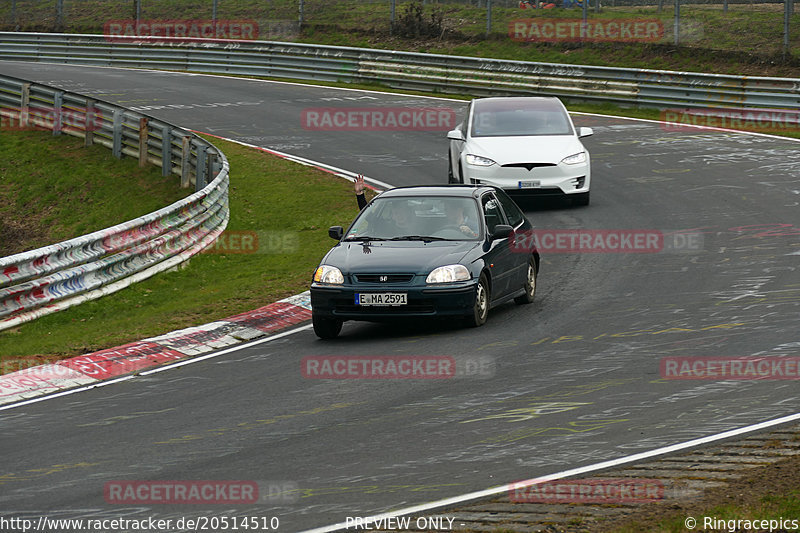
xmin=490 ymin=224 xmax=513 ymax=241
xmin=328 ymin=226 xmax=344 ymax=240
xmin=447 ymin=128 xmax=464 ymax=141
xmin=578 ymin=127 xmax=593 ymax=138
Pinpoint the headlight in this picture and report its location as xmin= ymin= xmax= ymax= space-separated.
xmin=313 ymin=265 xmax=344 ymax=284
xmin=561 ymin=152 xmax=586 ymax=165
xmin=426 ymin=265 xmax=471 ymax=284
xmin=466 ymin=154 xmax=496 ymax=167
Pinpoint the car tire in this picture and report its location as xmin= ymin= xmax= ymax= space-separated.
xmin=466 ymin=273 xmax=490 ymax=327
xmin=448 ymin=156 xmax=457 ymax=184
xmin=572 ymin=191 xmax=590 ymax=206
xmin=514 ymin=259 xmax=537 ymax=305
xmin=312 ymin=313 xmax=342 ymax=339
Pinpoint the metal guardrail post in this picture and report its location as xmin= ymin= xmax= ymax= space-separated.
xmin=52 ymin=91 xmax=63 ymax=136
xmin=139 ymin=117 xmax=149 ymax=167
xmin=181 ymin=135 xmax=192 ymax=188
xmin=112 ymin=109 xmax=123 ymax=158
xmin=161 ymin=125 xmax=171 ymax=177
xmin=84 ymin=99 xmax=95 ymax=147
xmin=20 ymin=83 xmax=30 ymax=128
xmin=196 ymin=143 xmax=208 ymax=192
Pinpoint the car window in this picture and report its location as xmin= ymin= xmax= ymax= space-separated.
xmin=471 ymin=100 xmax=573 ymax=137
xmin=482 ymin=193 xmax=506 ymax=235
xmin=494 ymin=188 xmax=525 ymax=228
xmin=461 ymin=102 xmax=471 ymax=135
xmin=346 ymin=196 xmax=481 ymax=240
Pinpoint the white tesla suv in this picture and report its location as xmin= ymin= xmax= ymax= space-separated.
xmin=447 ymin=96 xmax=593 ymax=206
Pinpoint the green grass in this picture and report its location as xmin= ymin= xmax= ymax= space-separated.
xmin=0 ymin=134 xmax=366 ymax=373
xmin=608 ymin=488 xmax=800 ymax=532
xmin=0 ymin=128 xmax=187 ymax=256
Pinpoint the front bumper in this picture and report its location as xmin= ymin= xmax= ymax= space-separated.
xmin=311 ymin=280 xmax=478 ymax=321
xmin=463 ymin=161 xmax=590 ymax=195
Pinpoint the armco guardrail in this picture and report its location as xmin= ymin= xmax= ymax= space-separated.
xmin=0 ymin=32 xmax=799 ymax=111
xmin=0 ymin=72 xmax=229 ymax=331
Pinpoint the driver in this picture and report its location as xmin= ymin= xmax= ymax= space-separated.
xmin=444 ymin=202 xmax=478 ymax=237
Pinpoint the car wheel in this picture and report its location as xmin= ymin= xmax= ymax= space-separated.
xmin=466 ymin=273 xmax=490 ymax=327
xmin=572 ymin=191 xmax=590 ymax=206
xmin=312 ymin=313 xmax=342 ymax=339
xmin=514 ymin=259 xmax=537 ymax=305
xmin=448 ymin=156 xmax=457 ymax=184
xmin=458 ymin=162 xmax=465 ymax=184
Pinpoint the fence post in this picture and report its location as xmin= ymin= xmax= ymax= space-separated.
xmin=55 ymin=0 xmax=64 ymax=32
xmin=139 ymin=117 xmax=149 ymax=167
xmin=52 ymin=91 xmax=63 ymax=135
xmin=112 ymin=109 xmax=123 ymax=158
xmin=161 ymin=125 xmax=171 ymax=177
xmin=84 ymin=99 xmax=95 ymax=146
xmin=20 ymin=83 xmax=30 ymax=128
xmin=785 ymin=0 xmax=791 ymax=60
xmin=486 ymin=0 xmax=492 ymax=37
xmin=196 ymin=144 xmax=208 ymax=192
xmin=674 ymin=0 xmax=680 ymax=47
xmin=299 ymin=0 xmax=304 ymax=26
xmin=181 ymin=135 xmax=192 ymax=188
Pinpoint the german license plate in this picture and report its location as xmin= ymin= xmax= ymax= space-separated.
xmin=356 ymin=293 xmax=407 ymax=306
xmin=518 ymin=180 xmax=541 ymax=189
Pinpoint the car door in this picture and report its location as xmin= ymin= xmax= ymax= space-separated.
xmin=480 ymin=191 xmax=516 ymax=300
xmin=493 ymin=188 xmax=531 ymax=289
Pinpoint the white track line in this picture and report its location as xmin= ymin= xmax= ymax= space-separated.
xmin=301 ymin=411 xmax=800 ymax=533
xmin=0 ymin=325 xmax=312 ymax=411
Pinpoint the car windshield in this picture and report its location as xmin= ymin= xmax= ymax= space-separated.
xmin=345 ymin=196 xmax=482 ymax=241
xmin=470 ymin=100 xmax=573 ymax=137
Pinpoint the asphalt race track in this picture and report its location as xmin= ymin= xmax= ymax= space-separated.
xmin=1 ymin=62 xmax=799 ymax=531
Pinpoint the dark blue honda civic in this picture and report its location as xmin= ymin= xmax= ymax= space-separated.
xmin=310 ymin=185 xmax=539 ymax=339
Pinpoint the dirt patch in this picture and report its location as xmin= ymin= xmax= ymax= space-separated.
xmin=587 ymin=453 xmax=800 ymax=532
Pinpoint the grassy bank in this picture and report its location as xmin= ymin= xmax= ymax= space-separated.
xmin=1 ymin=1 xmax=799 ymax=76
xmin=0 ymin=129 xmax=186 ymax=257
xmin=0 ymin=133 xmax=366 ymax=374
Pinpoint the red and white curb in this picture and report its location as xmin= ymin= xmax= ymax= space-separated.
xmin=0 ymin=292 xmax=312 ymax=406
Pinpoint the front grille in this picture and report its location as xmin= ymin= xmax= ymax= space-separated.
xmin=501 ymin=162 xmax=557 ymax=170
xmin=354 ymin=274 xmax=415 ymax=284
xmin=334 ymin=303 xmax=436 ymax=314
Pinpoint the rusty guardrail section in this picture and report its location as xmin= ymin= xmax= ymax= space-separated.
xmin=0 ymin=72 xmax=229 ymax=331
xmin=0 ymin=32 xmax=799 ymax=111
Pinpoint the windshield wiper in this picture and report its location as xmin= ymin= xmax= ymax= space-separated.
xmin=389 ymin=235 xmax=450 ymax=241
xmin=343 ymin=236 xmax=387 ymax=241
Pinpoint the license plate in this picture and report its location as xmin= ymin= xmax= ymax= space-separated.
xmin=518 ymin=180 xmax=541 ymax=189
xmin=356 ymin=293 xmax=407 ymax=306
